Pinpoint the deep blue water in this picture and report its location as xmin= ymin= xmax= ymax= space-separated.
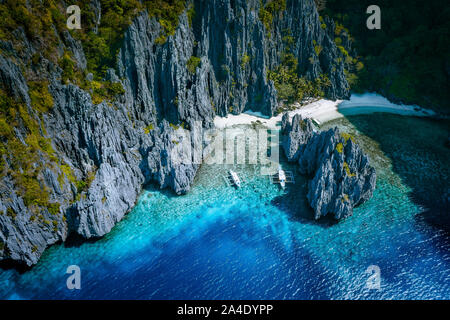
xmin=0 ymin=114 xmax=449 ymax=299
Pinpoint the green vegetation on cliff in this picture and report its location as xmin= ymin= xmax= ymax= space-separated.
xmin=29 ymin=81 xmax=54 ymax=113
xmin=187 ymin=55 xmax=201 ymax=74
xmin=0 ymin=1 xmax=191 ymax=217
xmin=0 ymin=88 xmax=62 ymax=217
xmin=240 ymin=54 xmax=251 ymax=69
xmin=0 ymin=0 xmax=191 ymax=217
xmin=75 ymin=0 xmax=142 ymax=78
xmin=268 ymin=50 xmax=331 ymax=108
xmin=75 ymin=0 xmax=186 ymax=77
xmin=0 ymin=0 xmax=63 ymax=46
xmin=325 ymin=0 xmax=450 ymax=113
xmin=259 ymin=0 xmax=287 ymax=33
xmin=0 ymin=0 xmax=187 ymax=91
xmin=145 ymin=0 xmax=186 ymax=44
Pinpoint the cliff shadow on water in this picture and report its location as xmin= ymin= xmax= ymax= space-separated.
xmin=344 ymin=114 xmax=450 ymax=235
xmin=270 ymin=153 xmax=338 ymax=228
xmin=0 ymin=258 xmax=32 ymax=274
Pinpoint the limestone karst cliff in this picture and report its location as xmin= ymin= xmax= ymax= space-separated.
xmin=0 ymin=0 xmax=353 ymax=265
xmin=281 ymin=113 xmax=376 ymax=220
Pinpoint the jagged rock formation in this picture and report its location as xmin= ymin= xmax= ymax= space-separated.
xmin=118 ymin=0 xmax=350 ymax=123
xmin=281 ymin=113 xmax=315 ymax=161
xmin=282 ymin=113 xmax=376 ymax=220
xmin=0 ymin=0 xmax=353 ymax=265
xmin=190 ymin=0 xmax=350 ymax=116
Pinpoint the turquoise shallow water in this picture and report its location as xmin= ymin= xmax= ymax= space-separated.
xmin=0 ymin=114 xmax=449 ymax=299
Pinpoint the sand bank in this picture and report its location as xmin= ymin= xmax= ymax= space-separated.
xmin=214 ymin=93 xmax=436 ymax=129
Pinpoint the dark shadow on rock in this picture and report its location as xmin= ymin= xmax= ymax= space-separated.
xmin=271 ymin=184 xmax=338 ymax=228
xmin=269 ymin=154 xmax=338 ymax=228
xmin=143 ymin=182 xmax=180 ymax=198
xmin=63 ymin=232 xmax=100 ymax=248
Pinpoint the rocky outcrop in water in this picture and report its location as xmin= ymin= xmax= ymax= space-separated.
xmin=0 ymin=0 xmax=353 ymax=265
xmin=281 ymin=113 xmax=315 ymax=161
xmin=282 ymin=113 xmax=376 ymax=220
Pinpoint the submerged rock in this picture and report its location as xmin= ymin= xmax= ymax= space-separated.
xmin=281 ymin=113 xmax=376 ymax=220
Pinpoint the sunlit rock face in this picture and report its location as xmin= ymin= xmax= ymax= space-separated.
xmin=282 ymin=113 xmax=376 ymax=220
xmin=0 ymin=0 xmax=351 ymax=265
xmin=281 ymin=113 xmax=316 ymax=161
xmin=119 ymin=0 xmax=349 ymax=122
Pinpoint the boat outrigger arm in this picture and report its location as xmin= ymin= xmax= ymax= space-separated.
xmin=279 ymin=168 xmax=286 ymax=190
xmin=270 ymin=167 xmax=295 ymax=189
xmin=224 ymin=169 xmax=242 ymax=188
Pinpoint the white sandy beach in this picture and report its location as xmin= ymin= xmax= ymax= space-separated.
xmin=214 ymin=93 xmax=437 ymax=129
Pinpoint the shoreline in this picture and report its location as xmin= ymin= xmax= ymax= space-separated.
xmin=214 ymin=93 xmax=437 ymax=129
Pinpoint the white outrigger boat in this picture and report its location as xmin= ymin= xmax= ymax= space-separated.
xmin=269 ymin=166 xmax=295 ymax=189
xmin=278 ymin=167 xmax=287 ymax=190
xmin=225 ymin=169 xmax=242 ymax=188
